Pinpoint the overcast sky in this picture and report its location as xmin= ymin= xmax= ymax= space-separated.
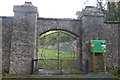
xmin=0 ymin=0 xmax=97 ymax=19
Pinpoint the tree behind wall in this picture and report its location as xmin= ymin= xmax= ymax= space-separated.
xmin=75 ymin=1 xmax=120 ymax=21
xmin=97 ymin=1 xmax=120 ymax=21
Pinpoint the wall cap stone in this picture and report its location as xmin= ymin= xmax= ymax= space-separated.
xmin=37 ymin=17 xmax=81 ymax=21
xmin=0 ymin=16 xmax=13 ymax=18
xmin=77 ymin=6 xmax=104 ymax=19
xmin=104 ymin=21 xmax=120 ymax=24
xmin=13 ymin=2 xmax=39 ymax=17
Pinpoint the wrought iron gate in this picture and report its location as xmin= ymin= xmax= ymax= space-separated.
xmin=32 ymin=30 xmax=81 ymax=75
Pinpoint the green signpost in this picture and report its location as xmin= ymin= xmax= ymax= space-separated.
xmin=90 ymin=40 xmax=106 ymax=53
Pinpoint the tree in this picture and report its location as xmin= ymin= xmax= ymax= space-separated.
xmin=75 ymin=11 xmax=81 ymax=16
xmin=96 ymin=0 xmax=120 ymax=21
xmin=75 ymin=0 xmax=120 ymax=21
xmin=96 ymin=0 xmax=107 ymax=12
xmin=117 ymin=1 xmax=120 ymax=21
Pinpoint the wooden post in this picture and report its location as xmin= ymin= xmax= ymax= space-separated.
xmin=92 ymin=53 xmax=96 ymax=72
xmin=101 ymin=53 xmax=105 ymax=72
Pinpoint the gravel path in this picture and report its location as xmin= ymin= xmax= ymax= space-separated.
xmin=83 ymin=72 xmax=116 ymax=78
xmin=33 ymin=69 xmax=117 ymax=78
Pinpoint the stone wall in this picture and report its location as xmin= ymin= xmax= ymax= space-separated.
xmin=118 ymin=23 xmax=120 ymax=67
xmin=2 ymin=17 xmax=13 ymax=73
xmin=104 ymin=23 xmax=118 ymax=68
xmin=0 ymin=17 xmax=2 ymax=75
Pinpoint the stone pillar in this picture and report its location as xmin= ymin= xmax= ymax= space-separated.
xmin=78 ymin=6 xmax=105 ymax=72
xmin=9 ymin=2 xmax=38 ymax=74
xmin=0 ymin=18 xmax=2 ymax=76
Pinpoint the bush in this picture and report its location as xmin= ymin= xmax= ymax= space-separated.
xmin=106 ymin=66 xmax=120 ymax=78
xmin=117 ymin=68 xmax=120 ymax=75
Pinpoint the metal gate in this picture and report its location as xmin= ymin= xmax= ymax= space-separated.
xmin=32 ymin=30 xmax=81 ymax=75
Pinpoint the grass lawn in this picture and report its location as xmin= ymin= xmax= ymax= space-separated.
xmin=1 ymin=74 xmax=86 ymax=78
xmin=38 ymin=48 xmax=77 ymax=59
xmin=1 ymin=73 xmax=96 ymax=78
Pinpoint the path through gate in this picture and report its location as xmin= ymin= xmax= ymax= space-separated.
xmin=32 ymin=30 xmax=81 ymax=75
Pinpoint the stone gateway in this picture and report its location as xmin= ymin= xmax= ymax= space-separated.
xmin=0 ymin=2 xmax=119 ymax=75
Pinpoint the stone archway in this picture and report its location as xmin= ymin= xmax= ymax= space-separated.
xmin=9 ymin=3 xmax=82 ymax=74
xmin=37 ymin=18 xmax=81 ymax=36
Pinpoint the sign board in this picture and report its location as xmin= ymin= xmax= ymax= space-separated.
xmin=90 ymin=40 xmax=106 ymax=53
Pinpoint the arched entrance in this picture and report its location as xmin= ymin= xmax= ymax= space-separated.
xmin=33 ymin=30 xmax=81 ymax=75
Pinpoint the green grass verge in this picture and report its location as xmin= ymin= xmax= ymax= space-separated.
xmin=2 ymin=73 xmax=33 ymax=78
xmin=1 ymin=73 xmax=89 ymax=78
